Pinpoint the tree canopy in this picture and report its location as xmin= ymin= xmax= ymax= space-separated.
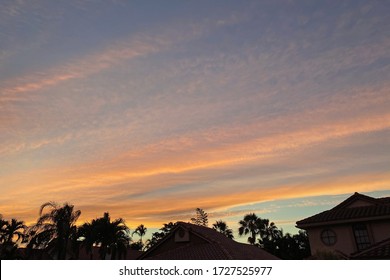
xmin=190 ymin=208 xmax=208 ymax=227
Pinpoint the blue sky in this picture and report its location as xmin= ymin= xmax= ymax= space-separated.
xmin=0 ymin=0 xmax=389 ymax=238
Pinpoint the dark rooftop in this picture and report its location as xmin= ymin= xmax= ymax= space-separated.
xmin=139 ymin=222 xmax=279 ymax=260
xmin=296 ymin=192 xmax=390 ymax=228
xmin=350 ymin=237 xmax=390 ymax=260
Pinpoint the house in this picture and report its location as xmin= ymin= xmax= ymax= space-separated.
xmin=296 ymin=192 xmax=390 ymax=259
xmin=138 ymin=221 xmax=279 ymax=260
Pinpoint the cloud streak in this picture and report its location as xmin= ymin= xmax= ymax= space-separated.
xmin=0 ymin=1 xmax=389 ymax=232
xmin=0 ymin=38 xmax=160 ymax=98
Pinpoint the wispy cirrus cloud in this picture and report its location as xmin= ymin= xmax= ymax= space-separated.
xmin=0 ymin=37 xmax=161 ymax=98
xmin=2 ymin=100 xmax=389 ymax=203
xmin=0 ymin=7 xmax=249 ymax=100
xmin=1 ymin=1 xmax=389 ymax=232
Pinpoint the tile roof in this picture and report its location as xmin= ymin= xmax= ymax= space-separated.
xmin=77 ymin=246 xmax=142 ymax=260
xmin=296 ymin=193 xmax=390 ymax=228
xmin=143 ymin=243 xmax=227 ymax=260
xmin=378 ymin=197 xmax=390 ymax=204
xmin=139 ymin=222 xmax=279 ymax=260
xmin=350 ymin=237 xmax=390 ymax=259
xmin=332 ymin=192 xmax=386 ymax=210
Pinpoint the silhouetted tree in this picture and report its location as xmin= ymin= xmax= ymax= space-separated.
xmin=132 ymin=224 xmax=147 ymax=243
xmin=238 ymin=213 xmax=260 ymax=245
xmin=290 ymin=230 xmax=311 ymax=259
xmin=0 ymin=216 xmax=26 ymax=259
xmin=212 ymin=220 xmax=234 ymax=239
xmin=161 ymin=222 xmax=176 ymax=234
xmin=145 ymin=222 xmax=176 ymax=249
xmin=0 ymin=214 xmax=8 ymax=244
xmin=190 ymin=208 xmax=208 ymax=227
xmin=129 ymin=240 xmax=144 ymax=251
xmin=92 ymin=212 xmax=130 ymax=259
xmin=258 ymin=219 xmax=281 ymax=250
xmin=77 ymin=221 xmax=98 ymax=259
xmin=238 ymin=214 xmax=282 ymax=248
xmin=3 ymin=218 xmax=26 ymax=244
xmin=262 ymin=229 xmax=311 ymax=259
xmin=145 ymin=232 xmax=164 ymax=250
xmin=27 ymin=202 xmax=81 ymax=260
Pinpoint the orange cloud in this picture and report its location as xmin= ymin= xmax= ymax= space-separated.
xmin=1 ymin=39 xmax=160 ymax=98
xmin=2 ymin=103 xmax=389 ymax=202
xmin=63 ymin=171 xmax=390 ymax=228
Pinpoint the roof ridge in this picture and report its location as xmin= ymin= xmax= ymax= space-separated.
xmin=178 ymin=222 xmax=239 ymax=259
xmin=297 ymin=202 xmax=390 ymax=227
xmin=332 ymin=192 xmax=379 ymax=210
xmin=137 ymin=222 xmax=181 ymax=259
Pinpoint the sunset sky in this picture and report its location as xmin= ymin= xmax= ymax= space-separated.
xmin=1 ymin=0 xmax=389 ymax=238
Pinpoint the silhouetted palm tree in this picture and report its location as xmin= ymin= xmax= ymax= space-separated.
xmin=257 ymin=218 xmax=280 ymax=245
xmin=238 ymin=213 xmax=260 ymax=245
xmin=256 ymin=219 xmax=281 ymax=254
xmin=0 ymin=216 xmax=26 ymax=259
xmin=93 ymin=212 xmax=130 ymax=259
xmin=3 ymin=218 xmax=26 ymax=244
xmin=132 ymin=224 xmax=147 ymax=243
xmin=212 ymin=220 xmax=234 ymax=239
xmin=27 ymin=202 xmax=81 ymax=259
xmin=77 ymin=221 xmax=97 ymax=259
xmin=0 ymin=214 xmax=7 ymax=244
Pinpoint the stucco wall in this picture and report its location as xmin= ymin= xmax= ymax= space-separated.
xmin=370 ymin=220 xmax=390 ymax=243
xmin=308 ymin=225 xmax=356 ymax=256
xmin=307 ymin=219 xmax=390 ymax=257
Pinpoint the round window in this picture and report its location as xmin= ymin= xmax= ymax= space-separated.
xmin=321 ymin=229 xmax=337 ymax=246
